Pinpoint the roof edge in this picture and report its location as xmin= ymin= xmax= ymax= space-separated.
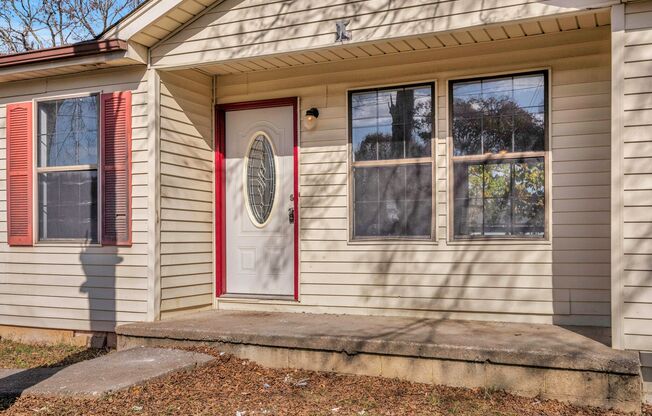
xmin=0 ymin=39 xmax=128 ymax=69
xmin=96 ymin=0 xmax=152 ymax=40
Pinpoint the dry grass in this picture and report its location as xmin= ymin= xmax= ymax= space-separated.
xmin=1 ymin=347 xmax=650 ymax=416
xmin=0 ymin=338 xmax=108 ymax=369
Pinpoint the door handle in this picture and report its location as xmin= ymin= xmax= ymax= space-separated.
xmin=288 ymin=207 xmax=295 ymax=224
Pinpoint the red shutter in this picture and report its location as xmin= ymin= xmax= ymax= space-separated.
xmin=101 ymin=91 xmax=132 ymax=246
xmin=6 ymin=102 xmax=33 ymax=246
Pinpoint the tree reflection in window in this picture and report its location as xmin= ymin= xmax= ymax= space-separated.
xmin=454 ymin=158 xmax=544 ymax=237
xmin=352 ymin=85 xmax=432 ymax=161
xmin=452 ymin=74 xmax=545 ymax=155
xmin=350 ymin=84 xmax=434 ymax=239
xmin=451 ymin=73 xmax=546 ymax=238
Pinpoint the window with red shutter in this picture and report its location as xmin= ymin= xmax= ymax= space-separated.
xmin=6 ymin=102 xmax=33 ymax=246
xmin=101 ymin=92 xmax=132 ymax=246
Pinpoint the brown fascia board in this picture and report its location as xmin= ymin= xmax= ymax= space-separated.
xmin=0 ymin=39 xmax=128 ymax=69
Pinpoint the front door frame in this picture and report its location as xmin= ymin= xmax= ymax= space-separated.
xmin=215 ymin=97 xmax=299 ymax=300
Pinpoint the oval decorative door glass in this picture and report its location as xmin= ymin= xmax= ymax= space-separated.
xmin=245 ymin=133 xmax=276 ymax=226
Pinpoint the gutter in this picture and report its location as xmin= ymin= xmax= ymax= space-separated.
xmin=0 ymin=39 xmax=128 ymax=69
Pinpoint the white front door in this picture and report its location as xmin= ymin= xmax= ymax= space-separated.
xmin=224 ymin=106 xmax=295 ymax=297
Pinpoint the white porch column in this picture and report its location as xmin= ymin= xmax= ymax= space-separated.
xmin=611 ymin=0 xmax=652 ymax=403
xmin=610 ymin=2 xmax=625 ymax=351
xmin=147 ymin=67 xmax=162 ymax=322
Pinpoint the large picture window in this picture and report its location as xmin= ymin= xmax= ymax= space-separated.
xmin=37 ymin=95 xmax=99 ymax=242
xmin=451 ymin=72 xmax=547 ymax=239
xmin=350 ymin=84 xmax=434 ymax=239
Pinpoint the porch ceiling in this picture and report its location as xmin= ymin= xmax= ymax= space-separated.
xmin=197 ymin=9 xmax=610 ymax=76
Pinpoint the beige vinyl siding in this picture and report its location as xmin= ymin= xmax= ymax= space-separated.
xmin=159 ymin=69 xmax=214 ymax=318
xmin=215 ymin=26 xmax=611 ymax=327
xmin=0 ymin=67 xmax=149 ymax=332
xmin=621 ymin=0 xmax=652 ymax=402
xmin=150 ymin=0 xmax=615 ymax=69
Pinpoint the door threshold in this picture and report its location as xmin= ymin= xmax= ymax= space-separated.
xmin=220 ymin=293 xmax=296 ymax=302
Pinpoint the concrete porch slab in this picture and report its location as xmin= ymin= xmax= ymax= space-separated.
xmin=0 ymin=347 xmax=214 ymax=397
xmin=116 ymin=311 xmax=643 ymax=412
xmin=118 ymin=311 xmax=637 ymax=374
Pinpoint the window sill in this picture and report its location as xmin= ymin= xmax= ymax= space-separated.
xmin=347 ymin=238 xmax=440 ymax=246
xmin=34 ymin=241 xmax=102 ymax=248
xmin=446 ymin=237 xmax=551 ymax=245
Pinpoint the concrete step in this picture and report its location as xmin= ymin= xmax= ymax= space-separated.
xmin=0 ymin=347 xmax=214 ymax=398
xmin=117 ymin=310 xmax=643 ymax=414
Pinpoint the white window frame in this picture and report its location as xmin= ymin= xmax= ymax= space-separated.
xmin=447 ymin=70 xmax=550 ymax=241
xmin=33 ymin=92 xmax=102 ymax=245
xmin=347 ymin=81 xmax=437 ymax=242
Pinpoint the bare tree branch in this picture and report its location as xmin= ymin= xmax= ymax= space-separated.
xmin=0 ymin=0 xmax=143 ymax=54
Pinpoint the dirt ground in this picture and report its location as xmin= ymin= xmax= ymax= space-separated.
xmin=1 ymin=347 xmax=650 ymax=416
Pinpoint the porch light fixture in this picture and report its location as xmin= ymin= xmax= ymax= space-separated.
xmin=303 ymin=107 xmax=319 ymax=131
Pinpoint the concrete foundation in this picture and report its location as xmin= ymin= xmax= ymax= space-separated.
xmin=117 ymin=310 xmax=643 ymax=413
xmin=0 ymin=325 xmax=115 ymax=348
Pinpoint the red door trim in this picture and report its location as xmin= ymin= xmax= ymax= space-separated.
xmin=215 ymin=97 xmax=299 ymax=300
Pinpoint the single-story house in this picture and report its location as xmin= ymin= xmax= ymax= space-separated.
xmin=0 ymin=0 xmax=651 ymax=403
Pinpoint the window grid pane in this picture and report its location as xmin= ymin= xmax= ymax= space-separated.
xmin=352 ymin=85 xmax=432 ymax=162
xmin=453 ymin=158 xmax=545 ymax=238
xmin=353 ymin=163 xmax=432 ymax=238
xmin=38 ymin=170 xmax=98 ymax=241
xmin=451 ymin=73 xmax=545 ymax=156
xmin=37 ymin=96 xmax=99 ymax=168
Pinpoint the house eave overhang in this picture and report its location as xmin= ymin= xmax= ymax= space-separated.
xmin=102 ymin=0 xmax=626 ymax=54
xmin=99 ymin=0 xmax=185 ymax=41
xmin=98 ymin=0 xmax=220 ymax=48
xmin=0 ymin=39 xmax=148 ymax=84
xmin=0 ymin=39 xmax=128 ymax=68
